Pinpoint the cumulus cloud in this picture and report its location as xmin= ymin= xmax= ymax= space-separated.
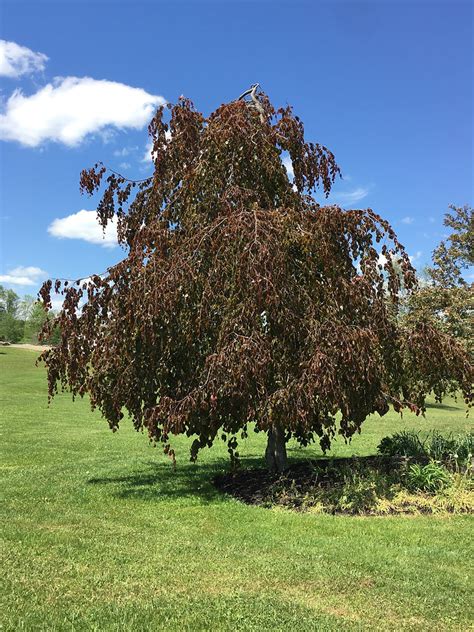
xmin=0 ymin=39 xmax=48 ymax=78
xmin=48 ymin=210 xmax=118 ymax=248
xmin=0 ymin=265 xmax=47 ymax=285
xmin=0 ymin=76 xmax=165 ymax=147
xmin=50 ymin=297 xmax=66 ymax=312
xmin=401 ymin=216 xmax=414 ymax=224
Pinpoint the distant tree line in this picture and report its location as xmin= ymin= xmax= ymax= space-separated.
xmin=0 ymin=285 xmax=60 ymax=344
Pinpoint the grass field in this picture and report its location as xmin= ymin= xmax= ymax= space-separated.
xmin=1 ymin=347 xmax=473 ymax=631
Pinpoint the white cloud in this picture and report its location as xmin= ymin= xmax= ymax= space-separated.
xmin=49 ymin=295 xmax=86 ymax=313
xmin=330 ymin=187 xmax=370 ymax=206
xmin=377 ymin=253 xmax=388 ymax=268
xmin=0 ymin=76 xmax=165 ymax=147
xmin=0 ymin=40 xmax=48 ymax=78
xmin=119 ymin=162 xmax=131 ymax=170
xmin=0 ymin=265 xmax=47 ymax=286
xmin=48 ymin=209 xmax=118 ymax=248
xmin=401 ymin=216 xmax=414 ymax=224
xmin=378 ymin=251 xmax=423 ymax=268
xmin=281 ymin=157 xmax=366 ymax=200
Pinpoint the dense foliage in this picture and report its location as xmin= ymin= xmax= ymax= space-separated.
xmin=39 ymin=89 xmax=472 ymax=471
xmin=403 ymin=205 xmax=473 ymax=356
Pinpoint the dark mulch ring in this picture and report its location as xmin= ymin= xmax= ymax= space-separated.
xmin=213 ymin=455 xmax=472 ymax=515
xmin=214 ymin=456 xmax=407 ymax=505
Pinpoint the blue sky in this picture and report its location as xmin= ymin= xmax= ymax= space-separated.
xmin=0 ymin=0 xmax=472 ymax=301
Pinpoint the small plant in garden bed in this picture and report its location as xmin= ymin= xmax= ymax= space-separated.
xmin=405 ymin=462 xmax=451 ymax=493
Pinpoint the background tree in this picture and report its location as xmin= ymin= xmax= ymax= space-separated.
xmin=23 ymin=300 xmax=60 ymax=345
xmin=18 ymin=294 xmax=37 ymax=321
xmin=39 ymin=89 xmax=472 ymax=472
xmin=429 ymin=204 xmax=473 ymax=287
xmin=0 ymin=289 xmax=60 ymax=345
xmin=403 ymin=205 xmax=473 ymax=357
xmin=0 ymin=285 xmax=24 ymax=343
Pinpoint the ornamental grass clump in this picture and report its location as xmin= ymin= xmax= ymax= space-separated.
xmin=378 ymin=430 xmax=473 ymax=469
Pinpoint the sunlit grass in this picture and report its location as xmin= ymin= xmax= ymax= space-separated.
xmin=1 ymin=347 xmax=473 ymax=630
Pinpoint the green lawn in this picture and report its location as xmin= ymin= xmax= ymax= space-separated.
xmin=1 ymin=347 xmax=473 ymax=631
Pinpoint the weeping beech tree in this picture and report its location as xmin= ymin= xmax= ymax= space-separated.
xmin=39 ymin=87 xmax=472 ymax=472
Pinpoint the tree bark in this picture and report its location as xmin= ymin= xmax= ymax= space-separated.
xmin=265 ymin=424 xmax=288 ymax=473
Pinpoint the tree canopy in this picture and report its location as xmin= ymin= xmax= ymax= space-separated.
xmin=39 ymin=89 xmax=472 ymax=471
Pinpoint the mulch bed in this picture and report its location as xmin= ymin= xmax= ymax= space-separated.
xmin=213 ymin=455 xmax=415 ymax=507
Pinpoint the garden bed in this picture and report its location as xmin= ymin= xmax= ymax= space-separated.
xmin=214 ymin=454 xmax=473 ymax=515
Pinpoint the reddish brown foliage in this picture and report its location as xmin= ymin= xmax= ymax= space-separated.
xmin=39 ymin=90 xmax=472 ymax=467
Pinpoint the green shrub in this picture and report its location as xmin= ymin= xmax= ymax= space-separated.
xmin=452 ymin=432 xmax=474 ymax=466
xmin=427 ymin=431 xmax=457 ymax=462
xmin=428 ymin=430 xmax=473 ymax=467
xmin=406 ymin=462 xmax=452 ymax=493
xmin=377 ymin=430 xmax=426 ymax=459
xmin=377 ymin=430 xmax=473 ymax=468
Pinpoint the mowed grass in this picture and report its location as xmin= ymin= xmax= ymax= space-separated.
xmin=1 ymin=348 xmax=473 ymax=631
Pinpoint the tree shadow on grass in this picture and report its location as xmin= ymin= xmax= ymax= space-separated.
xmin=87 ymin=455 xmax=267 ymax=504
xmin=425 ymin=402 xmax=460 ymax=411
xmin=87 ymin=453 xmax=400 ymax=507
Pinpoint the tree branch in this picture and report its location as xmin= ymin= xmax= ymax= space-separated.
xmin=238 ymin=83 xmax=265 ymax=123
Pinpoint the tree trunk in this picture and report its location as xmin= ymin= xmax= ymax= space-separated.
xmin=265 ymin=424 xmax=288 ymax=473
